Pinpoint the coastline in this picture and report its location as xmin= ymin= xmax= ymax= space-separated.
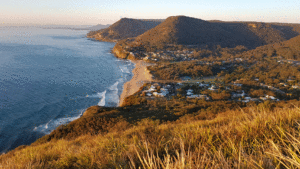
xmin=119 ymin=60 xmax=153 ymax=107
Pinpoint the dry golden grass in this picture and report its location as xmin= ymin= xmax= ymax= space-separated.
xmin=1 ymin=106 xmax=300 ymax=168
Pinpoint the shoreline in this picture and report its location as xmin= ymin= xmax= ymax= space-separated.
xmin=119 ymin=60 xmax=153 ymax=107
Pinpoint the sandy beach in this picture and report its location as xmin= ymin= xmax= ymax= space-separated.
xmin=119 ymin=60 xmax=153 ymax=106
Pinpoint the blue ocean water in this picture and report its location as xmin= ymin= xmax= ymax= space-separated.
xmin=0 ymin=27 xmax=134 ymax=153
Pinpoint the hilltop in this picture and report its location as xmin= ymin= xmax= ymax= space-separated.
xmin=131 ymin=15 xmax=300 ymax=49
xmin=87 ymin=18 xmax=164 ymax=42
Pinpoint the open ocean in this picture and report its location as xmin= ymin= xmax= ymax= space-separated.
xmin=0 ymin=27 xmax=134 ymax=153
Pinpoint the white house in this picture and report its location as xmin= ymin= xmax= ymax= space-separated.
xmin=153 ymin=92 xmax=165 ymax=97
xmin=186 ymin=89 xmax=194 ymax=96
xmin=209 ymin=85 xmax=218 ymax=91
xmin=233 ymin=83 xmax=243 ymax=87
xmin=260 ymin=96 xmax=268 ymax=101
xmin=160 ymin=87 xmax=169 ymax=96
xmin=244 ymin=97 xmax=252 ymax=100
xmin=199 ymin=83 xmax=210 ymax=87
xmin=265 ymin=95 xmax=277 ymax=100
xmin=187 ymin=94 xmax=208 ymax=99
xmin=231 ymin=90 xmax=245 ymax=98
xmin=148 ymin=85 xmax=156 ymax=92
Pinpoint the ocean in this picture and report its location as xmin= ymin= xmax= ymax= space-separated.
xmin=0 ymin=27 xmax=134 ymax=153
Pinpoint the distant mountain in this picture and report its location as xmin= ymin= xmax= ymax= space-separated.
xmin=38 ymin=25 xmax=92 ymax=30
xmin=87 ymin=18 xmax=164 ymax=42
xmin=132 ymin=16 xmax=300 ymax=49
xmin=87 ymin=24 xmax=110 ymax=30
xmin=34 ymin=25 xmax=111 ymax=30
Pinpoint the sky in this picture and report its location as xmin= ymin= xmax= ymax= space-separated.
xmin=1 ymin=0 xmax=299 ymax=25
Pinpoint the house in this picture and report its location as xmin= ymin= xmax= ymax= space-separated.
xmin=186 ymin=89 xmax=194 ymax=96
xmin=233 ymin=82 xmax=243 ymax=87
xmin=287 ymin=79 xmax=295 ymax=82
xmin=143 ymin=56 xmax=150 ymax=61
xmin=199 ymin=83 xmax=210 ymax=88
xmin=292 ymin=85 xmax=299 ymax=89
xmin=148 ymin=85 xmax=156 ymax=92
xmin=279 ymin=83 xmax=288 ymax=87
xmin=187 ymin=94 xmax=207 ymax=99
xmin=209 ymin=85 xmax=219 ymax=91
xmin=231 ymin=90 xmax=246 ymax=98
xmin=250 ymin=98 xmax=260 ymax=102
xmin=265 ymin=95 xmax=276 ymax=100
xmin=153 ymin=92 xmax=165 ymax=97
xmin=260 ymin=95 xmax=279 ymax=101
xmin=160 ymin=87 xmax=169 ymax=96
xmin=260 ymin=97 xmax=268 ymax=101
xmin=244 ymin=97 xmax=252 ymax=100
xmin=129 ymin=52 xmax=135 ymax=56
xmin=265 ymin=95 xmax=279 ymax=101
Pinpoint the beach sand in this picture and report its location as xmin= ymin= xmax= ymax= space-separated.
xmin=119 ymin=60 xmax=153 ymax=107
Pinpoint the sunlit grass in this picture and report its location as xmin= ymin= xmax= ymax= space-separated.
xmin=1 ymin=106 xmax=300 ymax=168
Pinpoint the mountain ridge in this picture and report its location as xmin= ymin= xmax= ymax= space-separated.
xmin=131 ymin=15 xmax=300 ymax=49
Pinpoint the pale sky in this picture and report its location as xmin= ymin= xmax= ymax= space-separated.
xmin=1 ymin=0 xmax=299 ymax=25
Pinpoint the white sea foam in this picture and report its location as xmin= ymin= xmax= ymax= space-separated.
xmin=33 ymin=109 xmax=85 ymax=134
xmin=105 ymin=81 xmax=120 ymax=107
xmin=109 ymin=81 xmax=119 ymax=90
xmin=86 ymin=91 xmax=106 ymax=99
xmin=98 ymin=90 xmax=106 ymax=106
xmin=119 ymin=66 xmax=130 ymax=73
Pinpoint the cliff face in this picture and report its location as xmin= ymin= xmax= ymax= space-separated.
xmin=112 ymin=45 xmax=129 ymax=59
xmin=112 ymin=44 xmax=136 ymax=60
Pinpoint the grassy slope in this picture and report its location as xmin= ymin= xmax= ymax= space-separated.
xmin=1 ymin=102 xmax=300 ymax=168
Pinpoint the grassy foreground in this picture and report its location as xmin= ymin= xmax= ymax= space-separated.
xmin=1 ymin=105 xmax=300 ymax=168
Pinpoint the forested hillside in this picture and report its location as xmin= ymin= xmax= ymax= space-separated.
xmin=87 ymin=18 xmax=163 ymax=42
